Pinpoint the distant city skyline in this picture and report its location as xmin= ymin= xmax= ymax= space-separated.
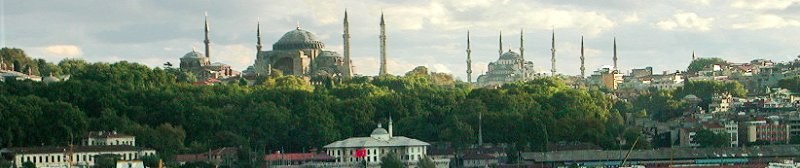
xmin=2 ymin=0 xmax=799 ymax=80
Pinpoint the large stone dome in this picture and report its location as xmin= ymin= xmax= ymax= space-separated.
xmin=273 ymin=27 xmax=325 ymax=50
xmin=500 ymin=50 xmax=522 ymax=60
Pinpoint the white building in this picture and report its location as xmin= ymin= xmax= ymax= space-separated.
xmin=83 ymin=131 xmax=136 ymax=146
xmin=1 ymin=145 xmax=156 ymax=168
xmin=323 ymin=120 xmax=437 ymax=168
xmin=1 ymin=131 xmax=155 ymax=168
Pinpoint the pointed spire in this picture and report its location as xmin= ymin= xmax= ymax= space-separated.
xmin=256 ymin=17 xmax=262 ymax=52
xmin=551 ymin=28 xmax=556 ymax=76
xmin=379 ymin=12 xmax=388 ymax=76
xmin=466 ymin=30 xmax=472 ymax=83
xmin=388 ymin=116 xmax=393 ymax=137
xmin=498 ymin=31 xmax=503 ymax=57
xmin=613 ymin=37 xmax=618 ymax=71
xmin=580 ymin=36 xmax=586 ymax=78
xmin=692 ymin=50 xmax=696 ymax=61
xmin=343 ymin=9 xmax=352 ymax=78
xmin=380 ymin=11 xmax=385 ymax=25
xmin=204 ymin=12 xmax=211 ymax=59
xmin=519 ymin=29 xmax=524 ymax=61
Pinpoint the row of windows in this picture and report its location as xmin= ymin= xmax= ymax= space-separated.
xmin=20 ymin=152 xmax=150 ymax=164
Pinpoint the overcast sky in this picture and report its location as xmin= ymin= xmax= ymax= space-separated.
xmin=2 ymin=0 xmax=799 ymax=79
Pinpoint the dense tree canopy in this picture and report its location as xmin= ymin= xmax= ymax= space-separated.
xmin=687 ymin=57 xmax=726 ymax=73
xmin=0 ymin=48 xmax=628 ymax=164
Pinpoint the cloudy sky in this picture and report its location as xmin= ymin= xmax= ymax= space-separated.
xmin=2 ymin=0 xmax=799 ymax=79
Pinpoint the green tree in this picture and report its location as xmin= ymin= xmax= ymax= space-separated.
xmin=778 ymin=76 xmax=800 ymax=93
xmin=695 ymin=130 xmax=729 ymax=148
xmin=687 ymin=57 xmax=726 ymax=73
xmin=380 ymin=152 xmax=405 ymax=168
xmin=417 ymin=156 xmax=436 ymax=168
xmin=22 ymin=161 xmax=36 ymax=168
xmin=94 ymin=154 xmax=120 ymax=168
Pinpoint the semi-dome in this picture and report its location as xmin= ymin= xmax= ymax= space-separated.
xmin=499 ymin=50 xmax=522 ymax=60
xmin=273 ymin=27 xmax=325 ymax=50
xmin=318 ymin=51 xmax=341 ymax=58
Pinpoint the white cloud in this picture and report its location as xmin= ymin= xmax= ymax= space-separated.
xmin=624 ymin=13 xmax=641 ymax=23
xmin=304 ymin=0 xmax=340 ymax=24
xmin=210 ymin=44 xmax=255 ymax=70
xmin=686 ymin=0 xmax=712 ymax=5
xmin=42 ymin=45 xmax=83 ymax=57
xmin=655 ymin=12 xmax=714 ymax=31
xmin=730 ymin=0 xmax=798 ymax=10
xmin=732 ymin=14 xmax=800 ymax=29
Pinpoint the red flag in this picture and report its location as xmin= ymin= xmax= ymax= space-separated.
xmin=354 ymin=148 xmax=367 ymax=158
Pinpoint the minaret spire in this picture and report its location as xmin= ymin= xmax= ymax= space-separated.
xmin=519 ymin=29 xmax=524 ymax=61
xmin=204 ymin=12 xmax=210 ymax=59
xmin=478 ymin=109 xmax=483 ymax=146
xmin=256 ymin=17 xmax=262 ymax=52
xmin=613 ymin=37 xmax=618 ymax=71
xmin=692 ymin=50 xmax=696 ymax=60
xmin=379 ymin=12 xmax=388 ymax=76
xmin=343 ymin=10 xmax=352 ymax=78
xmin=498 ymin=31 xmax=503 ymax=57
xmin=466 ymin=30 xmax=473 ymax=83
xmin=550 ymin=29 xmax=556 ymax=76
xmin=580 ymin=36 xmax=586 ymax=78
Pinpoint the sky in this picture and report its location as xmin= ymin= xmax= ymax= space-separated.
xmin=2 ymin=0 xmax=799 ymax=80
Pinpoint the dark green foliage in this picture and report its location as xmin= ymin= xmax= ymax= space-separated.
xmin=695 ymin=130 xmax=729 ymax=148
xmin=687 ymin=57 xmax=726 ymax=73
xmin=418 ymin=156 xmax=436 ymax=168
xmin=381 ymin=152 xmax=405 ymax=168
xmin=22 ymin=161 xmax=36 ymax=168
xmin=94 ymin=154 xmax=120 ymax=168
xmin=0 ymin=50 xmax=629 ymax=166
xmin=778 ymin=76 xmax=800 ymax=93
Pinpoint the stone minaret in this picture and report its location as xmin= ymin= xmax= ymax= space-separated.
xmin=498 ymin=31 xmax=503 ymax=57
xmin=580 ymin=36 xmax=586 ymax=78
xmin=478 ymin=110 xmax=483 ymax=146
xmin=388 ymin=116 xmax=393 ymax=137
xmin=692 ymin=50 xmax=696 ymax=60
xmin=613 ymin=37 xmax=618 ymax=71
xmin=466 ymin=31 xmax=473 ymax=83
xmin=550 ymin=30 xmax=556 ymax=76
xmin=256 ymin=18 xmax=262 ymax=52
xmin=519 ymin=29 xmax=524 ymax=61
xmin=204 ymin=12 xmax=210 ymax=59
xmin=343 ymin=10 xmax=352 ymax=78
xmin=379 ymin=12 xmax=388 ymax=76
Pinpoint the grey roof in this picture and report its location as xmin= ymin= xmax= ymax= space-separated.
xmin=522 ymin=145 xmax=800 ymax=163
xmin=318 ymin=51 xmax=342 ymax=58
xmin=273 ymin=28 xmax=325 ymax=50
xmin=323 ymin=136 xmax=430 ymax=148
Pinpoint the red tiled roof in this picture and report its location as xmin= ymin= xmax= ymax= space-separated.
xmin=263 ymin=153 xmax=334 ymax=162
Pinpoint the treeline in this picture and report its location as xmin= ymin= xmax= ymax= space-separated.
xmin=0 ymin=48 xmax=632 ymax=162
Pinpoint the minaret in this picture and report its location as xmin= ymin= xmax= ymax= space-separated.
xmin=498 ymin=31 xmax=503 ymax=57
xmin=692 ymin=51 xmax=696 ymax=61
xmin=519 ymin=29 xmax=524 ymax=61
xmin=478 ymin=109 xmax=483 ymax=146
xmin=613 ymin=37 xmax=618 ymax=71
xmin=550 ymin=29 xmax=556 ymax=76
xmin=343 ymin=10 xmax=352 ymax=78
xmin=204 ymin=12 xmax=211 ymax=59
xmin=379 ymin=12 xmax=388 ymax=76
xmin=256 ymin=18 xmax=262 ymax=52
xmin=580 ymin=36 xmax=586 ymax=78
xmin=466 ymin=31 xmax=473 ymax=83
xmin=388 ymin=116 xmax=393 ymax=137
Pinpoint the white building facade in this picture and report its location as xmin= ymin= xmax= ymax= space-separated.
xmin=323 ymin=120 xmax=435 ymax=168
